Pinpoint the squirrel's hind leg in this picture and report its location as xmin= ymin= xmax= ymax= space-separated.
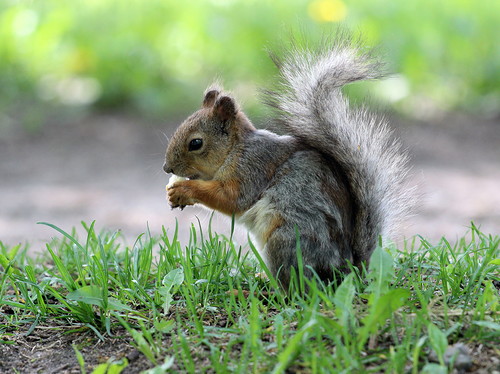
xmin=265 ymin=227 xmax=351 ymax=291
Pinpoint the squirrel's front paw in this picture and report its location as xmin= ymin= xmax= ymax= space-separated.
xmin=167 ymin=182 xmax=197 ymax=210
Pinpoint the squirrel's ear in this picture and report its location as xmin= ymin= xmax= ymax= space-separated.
xmin=213 ymin=96 xmax=237 ymax=122
xmin=202 ymin=89 xmax=220 ymax=108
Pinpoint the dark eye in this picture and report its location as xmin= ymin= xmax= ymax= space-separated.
xmin=188 ymin=138 xmax=203 ymax=151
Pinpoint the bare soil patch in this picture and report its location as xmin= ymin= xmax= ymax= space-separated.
xmin=1 ymin=316 xmax=499 ymax=373
xmin=0 ymin=322 xmax=151 ymax=373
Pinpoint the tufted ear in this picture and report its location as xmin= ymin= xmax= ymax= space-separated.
xmin=213 ymin=96 xmax=237 ymax=122
xmin=202 ymin=89 xmax=220 ymax=108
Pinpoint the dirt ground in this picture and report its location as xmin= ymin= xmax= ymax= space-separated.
xmin=1 ymin=317 xmax=498 ymax=373
xmin=0 ymin=111 xmax=499 ymax=251
xmin=1 ymin=320 xmax=499 ymax=374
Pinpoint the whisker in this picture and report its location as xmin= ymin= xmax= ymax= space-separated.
xmin=155 ymin=130 xmax=171 ymax=147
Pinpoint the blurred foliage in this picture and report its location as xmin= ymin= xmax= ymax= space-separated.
xmin=1 ymin=0 xmax=499 ymax=129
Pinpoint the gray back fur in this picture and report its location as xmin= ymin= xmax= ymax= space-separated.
xmin=263 ymin=33 xmax=414 ymax=264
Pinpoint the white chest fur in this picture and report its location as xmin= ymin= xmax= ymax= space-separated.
xmin=236 ymin=196 xmax=276 ymax=253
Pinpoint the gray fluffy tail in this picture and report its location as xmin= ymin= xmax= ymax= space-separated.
xmin=264 ymin=33 xmax=413 ymax=265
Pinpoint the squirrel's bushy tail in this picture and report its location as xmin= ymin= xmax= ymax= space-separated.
xmin=264 ymin=32 xmax=413 ymax=265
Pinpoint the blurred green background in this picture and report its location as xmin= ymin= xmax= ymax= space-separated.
xmin=1 ymin=0 xmax=499 ymax=130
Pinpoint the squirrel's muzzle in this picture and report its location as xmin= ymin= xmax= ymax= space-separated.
xmin=163 ymin=163 xmax=173 ymax=174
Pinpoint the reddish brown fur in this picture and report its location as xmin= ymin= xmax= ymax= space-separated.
xmin=263 ymin=214 xmax=284 ymax=242
xmin=168 ymin=179 xmax=241 ymax=215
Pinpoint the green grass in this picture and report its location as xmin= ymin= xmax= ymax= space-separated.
xmin=0 ymin=221 xmax=499 ymax=373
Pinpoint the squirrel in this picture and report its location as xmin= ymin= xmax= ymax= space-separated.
xmin=163 ymin=33 xmax=413 ymax=289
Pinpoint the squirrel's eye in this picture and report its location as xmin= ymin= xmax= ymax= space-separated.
xmin=188 ymin=138 xmax=203 ymax=151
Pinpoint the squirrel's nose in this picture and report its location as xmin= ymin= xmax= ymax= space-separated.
xmin=163 ymin=163 xmax=173 ymax=174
